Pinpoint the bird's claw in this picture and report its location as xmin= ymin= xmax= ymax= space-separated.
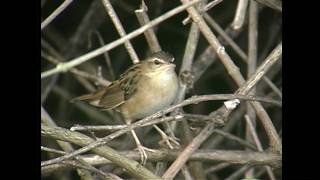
xmin=135 ymin=145 xmax=156 ymax=165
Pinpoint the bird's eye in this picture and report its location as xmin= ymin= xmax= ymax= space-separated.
xmin=154 ymin=59 xmax=161 ymax=65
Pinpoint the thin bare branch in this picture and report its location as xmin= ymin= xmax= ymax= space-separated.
xmin=101 ymin=0 xmax=140 ymax=63
xmin=41 ymin=0 xmax=203 ymax=79
xmin=41 ymin=146 xmax=66 ymax=155
xmin=203 ymin=14 xmax=282 ymax=99
xmin=70 ymin=124 xmax=127 ymax=131
xmin=182 ymin=0 xmax=223 ymax=25
xmin=245 ymin=115 xmax=276 ymax=180
xmin=213 ymin=129 xmax=257 ymax=150
xmin=41 ymin=107 xmax=95 ymax=180
xmin=41 ymin=0 xmax=74 ymax=30
xmin=162 ymin=42 xmax=281 ymax=180
xmin=42 ymin=149 xmax=281 ymax=174
xmin=186 ymin=1 xmax=282 ymax=153
xmin=41 ymin=93 xmax=279 ymax=168
xmin=135 ymin=2 xmax=162 ymax=53
xmin=41 ymin=150 xmax=281 ymax=175
xmin=231 ymin=0 xmax=249 ymax=30
xmin=245 ymin=1 xmax=258 ymax=177
xmin=181 ymin=1 xmax=282 ymax=155
xmin=41 ymin=74 xmax=59 ymax=104
xmin=41 ymin=125 xmax=162 ymax=180
xmin=41 ymin=146 xmax=116 ymax=180
xmin=41 ymin=50 xmax=111 ymax=86
xmin=90 ymin=31 xmax=116 ymax=80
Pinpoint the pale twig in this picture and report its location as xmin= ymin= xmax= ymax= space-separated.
xmin=41 ymin=107 xmax=95 ymax=180
xmin=75 ymin=149 xmax=282 ymax=166
xmin=41 ymin=0 xmax=203 ymax=79
xmin=245 ymin=1 xmax=258 ymax=177
xmin=135 ymin=3 xmax=162 ymax=53
xmin=162 ymin=118 xmax=221 ymax=180
xmin=41 ymin=93 xmax=278 ymax=167
xmin=184 ymin=113 xmax=257 ymax=150
xmin=181 ymin=166 xmax=193 ymax=180
xmin=203 ymin=14 xmax=282 ymax=99
xmin=171 ymin=8 xmax=202 ymax=154
xmin=162 ymin=42 xmax=281 ymax=179
xmin=42 ymin=149 xmax=280 ymax=175
xmin=41 ymin=125 xmax=162 ymax=180
xmin=101 ymin=0 xmax=139 ymax=63
xmin=245 ymin=115 xmax=276 ymax=180
xmin=237 ymin=43 xmax=282 ymax=153
xmin=262 ymin=76 xmax=282 ymax=99
xmin=189 ymin=3 xmax=283 ymax=153
xmin=41 ymin=146 xmax=66 ymax=155
xmin=41 ymin=38 xmax=108 ymax=91
xmin=248 ymin=0 xmax=258 ymax=85
xmin=203 ymin=0 xmax=223 ymax=11
xmin=247 ymin=3 xmax=258 ymax=178
xmin=204 ymin=104 xmax=246 ymax=149
xmin=41 ymin=51 xmax=110 ymax=86
xmin=204 ymin=14 xmax=247 ymax=60
xmin=182 ymin=0 xmax=223 ymax=25
xmin=41 ymin=0 xmax=74 ymax=30
xmin=231 ymin=0 xmax=249 ymax=30
xmin=41 ymin=116 xmax=181 ymax=167
xmin=41 ymin=74 xmax=59 ymax=104
xmin=71 ymin=124 xmax=127 ymax=131
xmin=213 ymin=129 xmax=257 ymax=150
xmin=179 ymin=2 xmax=246 ymax=85
xmin=171 ymin=21 xmax=202 ymax=179
xmin=41 ymin=146 xmax=116 ymax=180
xmin=90 ymin=31 xmax=115 ymax=80
xmin=191 ymin=24 xmax=242 ymax=81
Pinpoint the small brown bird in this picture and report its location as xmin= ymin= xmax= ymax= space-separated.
xmin=72 ymin=51 xmax=179 ymax=164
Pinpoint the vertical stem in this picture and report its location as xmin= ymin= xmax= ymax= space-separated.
xmin=101 ymin=0 xmax=140 ymax=63
xmin=135 ymin=3 xmax=162 ymax=53
xmin=245 ymin=115 xmax=276 ymax=180
xmin=245 ymin=0 xmax=258 ymax=177
xmin=231 ymin=0 xmax=249 ymax=30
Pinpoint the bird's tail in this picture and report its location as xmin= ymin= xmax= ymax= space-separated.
xmin=70 ymin=89 xmax=106 ymax=103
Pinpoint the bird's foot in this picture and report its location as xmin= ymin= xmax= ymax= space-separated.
xmin=135 ymin=145 xmax=156 ymax=165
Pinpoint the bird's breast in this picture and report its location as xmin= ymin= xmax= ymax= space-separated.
xmin=120 ymin=71 xmax=179 ymax=120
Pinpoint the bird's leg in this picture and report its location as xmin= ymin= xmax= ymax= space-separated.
xmin=126 ymin=121 xmax=155 ymax=165
xmin=153 ymin=125 xmax=180 ymax=149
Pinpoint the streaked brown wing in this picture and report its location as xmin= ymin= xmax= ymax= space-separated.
xmin=99 ymin=67 xmax=142 ymax=109
xmin=98 ymin=81 xmax=125 ymax=110
xmin=72 ymin=63 xmax=142 ymax=110
xmin=118 ymin=63 xmax=141 ymax=100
